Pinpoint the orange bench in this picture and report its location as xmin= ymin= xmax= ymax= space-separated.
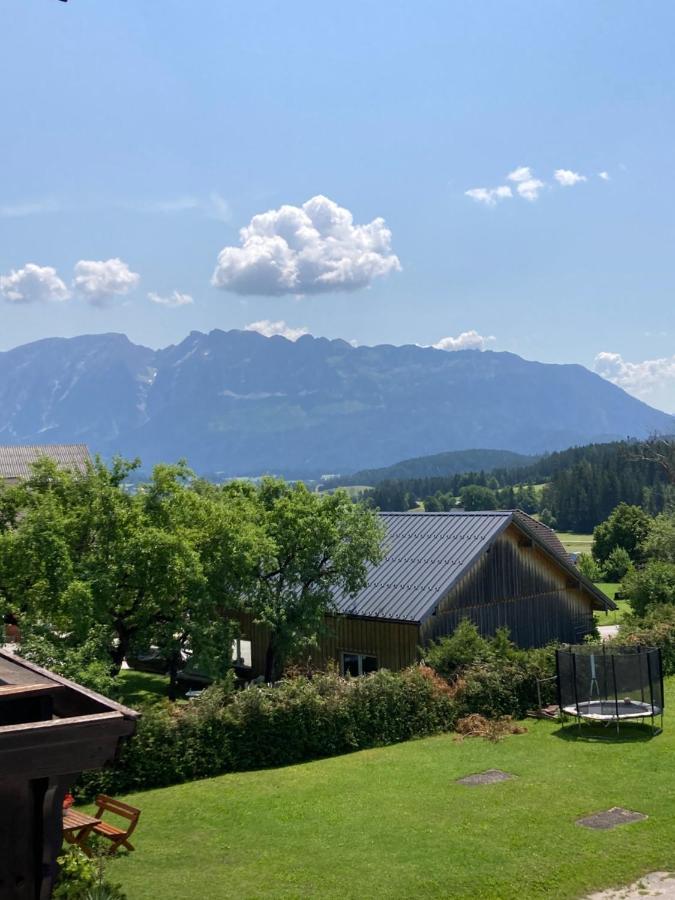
xmin=91 ymin=795 xmax=141 ymax=854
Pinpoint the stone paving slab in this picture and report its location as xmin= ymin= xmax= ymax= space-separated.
xmin=456 ymin=769 xmax=514 ymax=786
xmin=576 ymin=807 xmax=647 ymax=830
xmin=585 ymin=872 xmax=675 ymax=899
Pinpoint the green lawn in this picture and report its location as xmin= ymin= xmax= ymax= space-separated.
xmin=107 ymin=682 xmax=675 ymax=900
xmin=556 ymin=531 xmax=594 ymax=556
xmin=116 ymin=669 xmax=175 ymax=708
xmin=594 ymin=584 xmax=632 ymax=627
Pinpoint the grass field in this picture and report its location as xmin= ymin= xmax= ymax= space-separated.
xmin=107 ymin=681 xmax=675 ymax=900
xmin=556 ymin=531 xmax=594 ymax=556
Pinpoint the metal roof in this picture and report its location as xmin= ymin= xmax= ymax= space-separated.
xmin=0 ymin=444 xmax=92 ymax=479
xmin=333 ymin=510 xmax=613 ymax=623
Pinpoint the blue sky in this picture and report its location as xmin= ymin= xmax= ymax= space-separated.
xmin=1 ymin=0 xmax=674 ymax=411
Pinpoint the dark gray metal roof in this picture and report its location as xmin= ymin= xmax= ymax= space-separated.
xmin=334 ymin=511 xmax=512 ymax=622
xmin=0 ymin=444 xmax=92 ymax=479
xmin=334 ymin=510 xmax=613 ymax=623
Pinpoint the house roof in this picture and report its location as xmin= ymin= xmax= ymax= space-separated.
xmin=0 ymin=444 xmax=92 ymax=479
xmin=333 ymin=510 xmax=613 ymax=623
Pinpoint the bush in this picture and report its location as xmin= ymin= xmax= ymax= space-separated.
xmin=604 ymin=546 xmax=633 ymax=582
xmin=614 ymin=605 xmax=675 ymax=676
xmin=424 ymin=620 xmax=492 ymax=680
xmin=577 ymin=552 xmax=605 ymax=582
xmin=425 ymin=621 xmax=558 ymax=719
xmin=622 ymin=560 xmax=675 ymax=617
xmin=77 ymin=667 xmax=458 ymax=799
xmin=54 ymin=846 xmax=126 ymax=900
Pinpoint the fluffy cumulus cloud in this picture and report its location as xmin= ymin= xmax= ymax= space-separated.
xmin=554 ymin=169 xmax=587 ymax=187
xmin=0 ymin=263 xmax=70 ymax=304
xmin=433 ymin=330 xmax=496 ymax=351
xmin=73 ymin=258 xmax=140 ymax=306
xmin=464 ymin=186 xmax=512 ymax=206
xmin=507 ymin=166 xmax=545 ymax=201
xmin=148 ymin=290 xmax=194 ymax=307
xmin=594 ymin=351 xmax=675 ymax=407
xmin=598 ymin=171 xmax=610 ymax=181
xmin=245 ymin=319 xmax=309 ymax=341
xmin=211 ymin=195 xmax=401 ymax=296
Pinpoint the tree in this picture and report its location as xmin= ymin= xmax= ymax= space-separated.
xmin=459 ymin=484 xmax=497 ymax=511
xmin=603 ymin=546 xmax=632 ymax=582
xmin=640 ymin=513 xmax=675 ymax=564
xmin=0 ymin=458 xmax=254 ymax=698
xmin=623 ymin=561 xmax=675 ymax=617
xmin=591 ymin=503 xmax=653 ymax=565
xmin=240 ymin=479 xmax=385 ymax=682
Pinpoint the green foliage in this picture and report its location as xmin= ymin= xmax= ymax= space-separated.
xmin=614 ymin=605 xmax=675 ymax=676
xmin=425 ymin=621 xmax=558 ymax=717
xmin=240 ymin=479 xmax=385 ymax=681
xmin=424 ymin=620 xmax=492 ymax=680
xmin=54 ymin=846 xmax=126 ymax=900
xmin=577 ymin=552 xmax=605 ymax=582
xmin=603 ymin=545 xmax=633 ymax=581
xmin=18 ymin=627 xmax=118 ymax=696
xmin=77 ymin=668 xmax=457 ymax=799
xmin=641 ymin=513 xmax=675 ymax=564
xmin=622 ymin=560 xmax=675 ymax=617
xmin=363 ymin=439 xmax=675 ymax=530
xmin=592 ymin=503 xmax=653 ymax=565
xmin=459 ymin=484 xmax=498 ymax=511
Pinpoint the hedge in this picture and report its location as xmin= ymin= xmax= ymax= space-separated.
xmin=77 ymin=666 xmax=457 ymax=799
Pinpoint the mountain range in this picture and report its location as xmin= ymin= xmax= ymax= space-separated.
xmin=0 ymin=329 xmax=672 ymax=477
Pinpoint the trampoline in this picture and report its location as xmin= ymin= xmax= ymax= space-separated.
xmin=556 ymin=645 xmax=664 ymax=734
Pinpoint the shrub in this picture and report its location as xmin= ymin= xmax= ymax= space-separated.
xmin=77 ymin=667 xmax=458 ymax=799
xmin=54 ymin=846 xmax=126 ymax=900
xmin=614 ymin=604 xmax=675 ymax=676
xmin=604 ymin=546 xmax=633 ymax=582
xmin=622 ymin=560 xmax=675 ymax=617
xmin=577 ymin=552 xmax=605 ymax=582
xmin=424 ymin=620 xmax=493 ymax=681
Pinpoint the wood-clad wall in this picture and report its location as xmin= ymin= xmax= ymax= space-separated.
xmin=233 ymin=611 xmax=419 ymax=678
xmin=420 ymin=524 xmax=595 ymax=649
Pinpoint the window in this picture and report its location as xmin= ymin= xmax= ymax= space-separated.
xmin=341 ymin=652 xmax=378 ymax=677
xmin=231 ymin=638 xmax=252 ymax=668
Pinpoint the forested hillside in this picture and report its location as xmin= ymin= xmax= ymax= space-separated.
xmin=363 ymin=439 xmax=675 ymax=532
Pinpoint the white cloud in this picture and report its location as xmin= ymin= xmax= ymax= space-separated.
xmin=0 ymin=263 xmax=70 ymax=304
xmin=465 ymin=186 xmax=512 ymax=206
xmin=507 ymin=166 xmax=533 ymax=183
xmin=148 ymin=290 xmax=194 ymax=308
xmin=594 ymin=351 xmax=675 ymax=407
xmin=598 ymin=171 xmax=610 ymax=181
xmin=245 ymin=319 xmax=309 ymax=341
xmin=507 ymin=166 xmax=545 ymax=201
xmin=515 ymin=178 xmax=545 ymax=201
xmin=211 ymin=195 xmax=400 ymax=296
xmin=433 ymin=330 xmax=496 ymax=351
xmin=73 ymin=258 xmax=140 ymax=306
xmin=554 ymin=169 xmax=587 ymax=187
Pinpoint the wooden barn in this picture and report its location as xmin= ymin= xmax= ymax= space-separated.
xmin=237 ymin=510 xmax=614 ymax=678
xmin=0 ymin=444 xmax=92 ymax=486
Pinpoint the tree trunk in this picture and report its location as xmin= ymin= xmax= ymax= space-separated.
xmin=167 ymin=651 xmax=180 ymax=702
xmin=264 ymin=638 xmax=282 ymax=684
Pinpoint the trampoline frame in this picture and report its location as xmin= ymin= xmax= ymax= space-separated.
xmin=556 ymin=645 xmax=664 ymax=736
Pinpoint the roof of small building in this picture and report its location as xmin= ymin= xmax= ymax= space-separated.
xmin=333 ymin=509 xmax=612 ymax=623
xmin=0 ymin=444 xmax=92 ymax=479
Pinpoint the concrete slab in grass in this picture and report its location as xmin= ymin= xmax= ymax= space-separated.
xmin=456 ymin=769 xmax=514 ymax=786
xmin=576 ymin=807 xmax=647 ymax=830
